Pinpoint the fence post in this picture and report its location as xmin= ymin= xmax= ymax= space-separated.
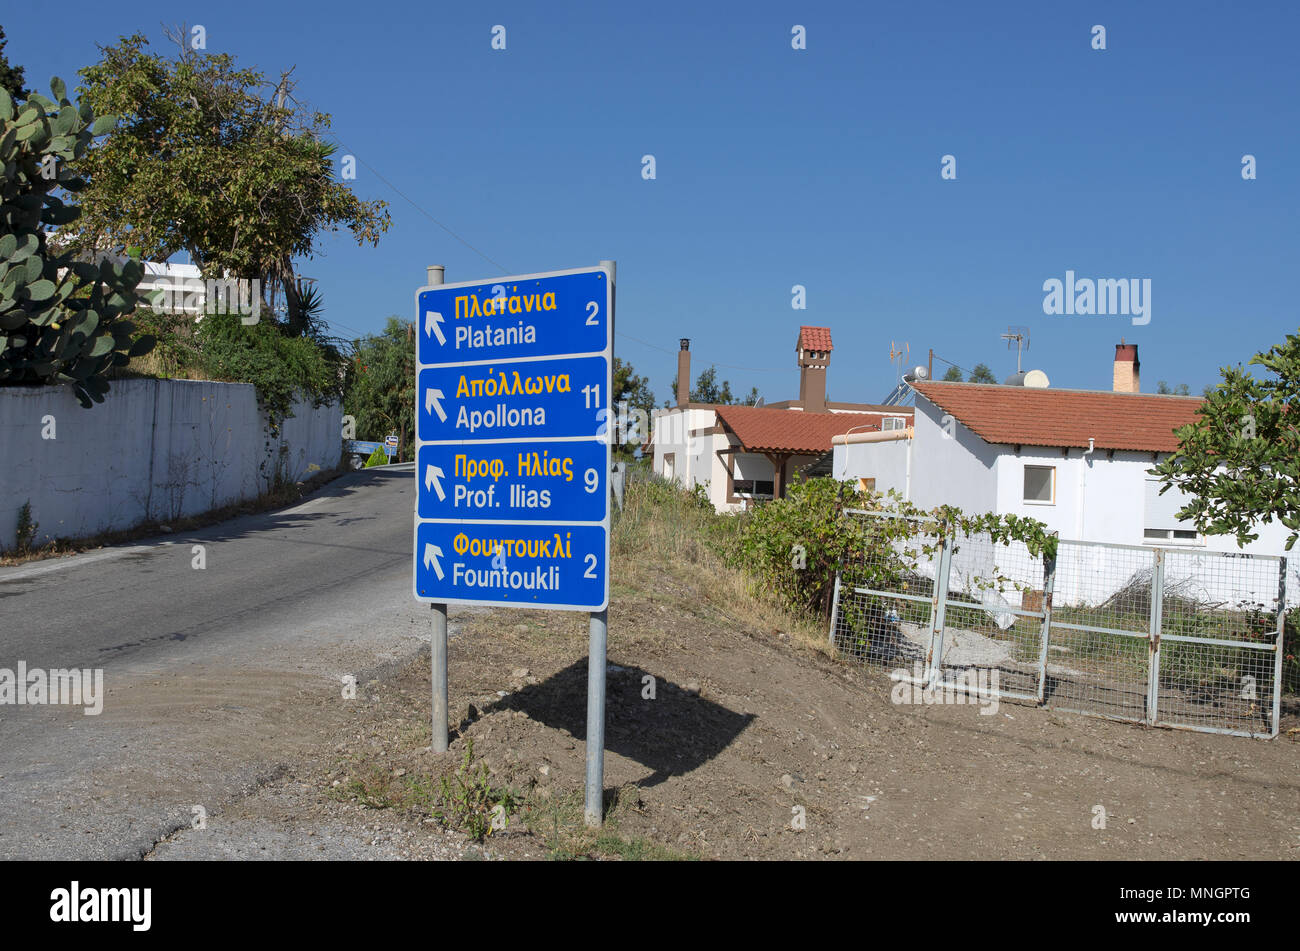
xmin=1146 ymin=548 xmax=1165 ymax=726
xmin=1271 ymin=557 xmax=1287 ymax=738
xmin=828 ymin=572 xmax=842 ymax=648
xmin=1035 ymin=535 xmax=1058 ymax=705
xmin=926 ymin=523 xmax=954 ymax=688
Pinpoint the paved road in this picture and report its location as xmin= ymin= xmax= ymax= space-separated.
xmin=0 ymin=465 xmax=459 ymax=860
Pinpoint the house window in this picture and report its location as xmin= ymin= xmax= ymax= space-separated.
xmin=733 ymin=479 xmax=774 ymax=498
xmin=1144 ymin=479 xmax=1202 ymax=544
xmin=663 ymin=453 xmax=675 ymax=482
xmin=857 ymin=477 xmax=876 ymax=494
xmin=882 ymin=416 xmax=908 ymax=431
xmin=1023 ymin=465 xmax=1055 ymax=504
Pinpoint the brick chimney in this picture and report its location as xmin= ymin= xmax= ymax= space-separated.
xmin=1113 ymin=340 xmax=1140 ymax=393
xmin=797 ymin=326 xmax=832 ymax=412
xmin=676 ymin=338 xmax=691 ymax=407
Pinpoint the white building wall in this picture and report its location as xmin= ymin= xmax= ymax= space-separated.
xmin=908 ymin=396 xmax=999 ymax=513
xmin=831 ymin=438 xmax=911 ymax=498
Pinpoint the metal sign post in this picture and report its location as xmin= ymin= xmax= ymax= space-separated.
xmin=414 ymin=261 xmax=614 ymax=823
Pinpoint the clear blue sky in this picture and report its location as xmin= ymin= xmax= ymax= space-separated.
xmin=6 ymin=1 xmax=1296 ymax=401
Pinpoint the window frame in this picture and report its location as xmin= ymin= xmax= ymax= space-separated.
xmin=1022 ymin=464 xmax=1056 ymax=505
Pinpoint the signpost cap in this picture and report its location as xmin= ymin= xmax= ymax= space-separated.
xmin=426 ymin=265 xmax=445 ymax=286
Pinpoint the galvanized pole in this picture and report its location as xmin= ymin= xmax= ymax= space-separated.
xmin=585 ymin=259 xmax=615 ymax=827
xmin=426 ymin=264 xmax=449 ymax=754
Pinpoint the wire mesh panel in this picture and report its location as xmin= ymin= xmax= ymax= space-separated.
xmin=829 ymin=512 xmax=941 ymax=670
xmin=1045 ymin=541 xmax=1155 ymax=723
xmin=1153 ymin=550 xmax=1284 ymax=737
xmin=933 ymin=529 xmax=1050 ymax=702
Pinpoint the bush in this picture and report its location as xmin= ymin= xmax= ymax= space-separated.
xmin=364 ymin=445 xmax=388 ymax=468
xmin=735 ymin=478 xmax=909 ymax=619
xmin=1285 ymin=610 xmax=1299 ymax=696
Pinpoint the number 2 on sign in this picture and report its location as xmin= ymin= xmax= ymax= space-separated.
xmin=584 ymin=554 xmax=597 ymax=578
xmin=583 ymin=384 xmax=600 ymax=408
xmin=586 ymin=301 xmax=599 ymax=326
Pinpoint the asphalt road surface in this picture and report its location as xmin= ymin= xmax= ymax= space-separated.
xmin=0 ymin=464 xmax=458 ymax=860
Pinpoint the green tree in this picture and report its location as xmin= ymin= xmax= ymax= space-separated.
xmin=344 ymin=318 xmax=415 ymax=461
xmin=941 ymin=365 xmax=964 ymax=382
xmin=666 ymin=365 xmax=759 ymax=406
xmin=0 ymin=78 xmax=156 ymax=407
xmin=968 ymin=363 xmax=997 ymax=384
xmin=1156 ymin=380 xmax=1191 ymax=395
xmin=1152 ymin=332 xmax=1300 ymax=549
xmin=613 ymin=356 xmax=655 ymax=415
xmin=70 ymin=32 xmax=390 ymax=336
xmin=0 ymin=26 xmax=28 ymax=100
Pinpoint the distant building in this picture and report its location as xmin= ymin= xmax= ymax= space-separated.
xmin=652 ymin=327 xmax=912 ymax=512
xmin=833 ymin=342 xmax=1296 ymax=574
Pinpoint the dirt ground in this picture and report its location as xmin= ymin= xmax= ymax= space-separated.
xmin=201 ymin=547 xmax=1300 ymax=861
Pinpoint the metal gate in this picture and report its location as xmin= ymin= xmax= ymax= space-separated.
xmin=830 ymin=512 xmax=1288 ymax=738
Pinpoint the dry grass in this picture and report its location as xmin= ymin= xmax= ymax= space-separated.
xmin=609 ymin=478 xmax=829 ymax=655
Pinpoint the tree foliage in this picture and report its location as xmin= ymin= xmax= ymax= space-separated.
xmin=1152 ymin=332 xmax=1300 ymax=550
xmin=344 ymin=317 xmax=415 ymax=460
xmin=941 ymin=365 xmax=964 ymax=382
xmin=0 ymin=26 xmax=28 ymax=100
xmin=69 ymin=32 xmax=390 ymax=335
xmin=0 ymin=78 xmax=156 ymax=407
xmin=968 ymin=363 xmax=997 ymax=384
xmin=667 ymin=365 xmax=760 ymax=406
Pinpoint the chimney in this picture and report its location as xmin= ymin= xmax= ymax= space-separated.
xmin=1113 ymin=340 xmax=1139 ymax=393
xmin=676 ymin=339 xmax=691 ymax=407
xmin=797 ymin=326 xmax=832 ymax=412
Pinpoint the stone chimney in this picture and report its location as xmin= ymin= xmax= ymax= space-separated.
xmin=676 ymin=338 xmax=691 ymax=407
xmin=797 ymin=326 xmax=832 ymax=412
xmin=1113 ymin=340 xmax=1140 ymax=393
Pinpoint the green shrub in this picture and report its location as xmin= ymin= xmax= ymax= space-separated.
xmin=364 ymin=445 xmax=388 ymax=468
xmin=14 ymin=500 xmax=37 ymax=552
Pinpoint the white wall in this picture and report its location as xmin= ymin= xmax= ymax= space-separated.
xmin=909 ymin=396 xmax=999 ymax=513
xmin=0 ymin=379 xmax=342 ymax=551
xmin=832 ymin=437 xmax=910 ymax=497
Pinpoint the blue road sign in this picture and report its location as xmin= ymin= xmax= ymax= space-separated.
xmin=414 ymin=522 xmax=607 ymax=608
xmin=416 ymin=441 xmax=609 ymax=522
xmin=417 ymin=270 xmax=609 ymax=367
xmin=414 ymin=265 xmax=612 ymax=611
xmin=416 ymin=356 xmax=609 ymax=443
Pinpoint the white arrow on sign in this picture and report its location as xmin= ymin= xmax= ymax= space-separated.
xmin=423 ymin=543 xmax=445 ymax=581
xmin=425 ymin=388 xmax=446 ymax=422
xmin=424 ymin=464 xmax=446 ymax=501
xmin=424 ymin=310 xmax=445 ymax=346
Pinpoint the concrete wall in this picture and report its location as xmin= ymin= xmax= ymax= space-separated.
xmin=0 ymin=379 xmax=342 ymax=551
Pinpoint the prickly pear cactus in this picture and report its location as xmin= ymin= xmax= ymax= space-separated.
xmin=0 ymin=77 xmax=155 ymax=407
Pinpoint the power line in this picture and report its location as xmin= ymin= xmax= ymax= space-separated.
xmin=615 ymin=330 xmax=791 ymax=373
xmin=324 ymin=133 xmax=513 ymax=276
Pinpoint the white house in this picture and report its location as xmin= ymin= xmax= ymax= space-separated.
xmin=832 ymin=343 xmax=1296 ymax=607
xmin=653 ymin=327 xmax=912 ymax=512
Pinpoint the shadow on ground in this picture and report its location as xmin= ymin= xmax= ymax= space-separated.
xmin=460 ymin=658 xmax=755 ymax=789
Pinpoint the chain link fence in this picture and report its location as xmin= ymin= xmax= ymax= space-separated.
xmin=830 ymin=512 xmax=1287 ymax=739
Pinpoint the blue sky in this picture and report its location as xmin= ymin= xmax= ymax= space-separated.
xmin=5 ymin=0 xmax=1296 ymax=402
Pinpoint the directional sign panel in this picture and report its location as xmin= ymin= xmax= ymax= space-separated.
xmin=416 ymin=356 xmax=609 ymax=442
xmin=414 ymin=522 xmax=607 ymax=608
xmin=416 ymin=441 xmax=609 ymax=522
xmin=414 ymin=265 xmax=612 ymax=612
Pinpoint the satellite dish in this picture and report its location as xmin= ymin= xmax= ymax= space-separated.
xmin=1024 ymin=369 xmax=1050 ymax=388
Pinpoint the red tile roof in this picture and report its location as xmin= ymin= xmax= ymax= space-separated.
xmin=714 ymin=406 xmax=906 ymax=454
xmin=910 ymin=382 xmax=1203 ymax=452
xmin=799 ymin=326 xmax=833 ymax=351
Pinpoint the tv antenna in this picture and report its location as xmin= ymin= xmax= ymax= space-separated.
xmin=1001 ymin=326 xmax=1030 ymax=373
xmin=889 ymin=340 xmax=910 ymax=380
